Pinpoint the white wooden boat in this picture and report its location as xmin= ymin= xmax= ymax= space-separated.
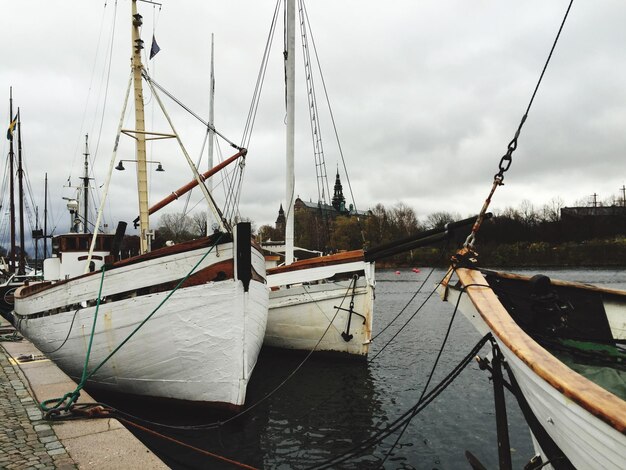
xmin=264 ymin=0 xmax=374 ymax=357
xmin=15 ymin=228 xmax=268 ymax=410
xmin=266 ymin=250 xmax=374 ymax=356
xmin=441 ymin=265 xmax=626 ymax=469
xmin=13 ymin=0 xmax=269 ymax=411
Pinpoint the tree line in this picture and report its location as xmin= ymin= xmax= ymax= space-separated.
xmin=126 ymin=196 xmax=626 ymax=266
xmin=10 ymin=195 xmax=624 ymax=267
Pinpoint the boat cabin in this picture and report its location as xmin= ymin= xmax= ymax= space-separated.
xmin=44 ymin=233 xmax=115 ymax=281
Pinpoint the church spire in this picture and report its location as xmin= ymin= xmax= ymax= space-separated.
xmin=332 ymin=169 xmax=346 ymax=213
xmin=275 ymin=203 xmax=286 ymax=233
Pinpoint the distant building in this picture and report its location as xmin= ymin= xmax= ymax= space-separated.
xmin=267 ymin=170 xmax=370 ymax=255
xmin=561 ymin=206 xmax=626 ymax=219
xmin=275 ymin=204 xmax=286 ymax=234
xmin=560 ymin=205 xmax=626 ymax=240
xmin=276 ymin=170 xmax=368 ymax=231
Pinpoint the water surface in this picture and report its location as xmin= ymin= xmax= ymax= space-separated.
xmin=91 ymin=267 xmax=626 ymax=469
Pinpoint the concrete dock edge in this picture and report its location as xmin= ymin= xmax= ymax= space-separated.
xmin=1 ymin=323 xmax=168 ymax=470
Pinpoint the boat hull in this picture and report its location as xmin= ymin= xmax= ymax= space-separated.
xmin=15 ymin=236 xmax=269 ymax=409
xmin=266 ymin=253 xmax=374 ymax=357
xmin=441 ymin=268 xmax=626 ymax=469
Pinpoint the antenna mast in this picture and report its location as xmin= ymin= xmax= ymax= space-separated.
xmin=82 ymin=135 xmax=91 ymax=233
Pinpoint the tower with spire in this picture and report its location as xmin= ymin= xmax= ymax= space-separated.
xmin=275 ymin=203 xmax=286 ymax=233
xmin=332 ymin=169 xmax=346 ymax=213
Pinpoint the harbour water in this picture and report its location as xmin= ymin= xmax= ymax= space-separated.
xmin=91 ymin=267 xmax=626 ymax=469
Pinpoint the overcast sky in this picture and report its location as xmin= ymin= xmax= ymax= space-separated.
xmin=2 ymin=0 xmax=626 ymax=243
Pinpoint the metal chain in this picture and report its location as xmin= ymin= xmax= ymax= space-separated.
xmin=465 ymin=0 xmax=574 ymax=249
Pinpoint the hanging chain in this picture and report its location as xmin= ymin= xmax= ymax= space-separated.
xmin=464 ymin=0 xmax=574 ymax=249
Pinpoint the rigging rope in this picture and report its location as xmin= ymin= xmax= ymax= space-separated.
xmin=142 ymin=71 xmax=242 ymax=151
xmin=310 ymin=331 xmax=493 ymax=469
xmin=300 ymin=0 xmax=367 ymax=244
xmin=464 ymin=0 xmax=574 ymax=249
xmin=241 ymin=0 xmax=282 ymax=150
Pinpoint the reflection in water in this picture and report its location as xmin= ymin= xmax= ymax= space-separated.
xmin=90 ymin=349 xmax=382 ymax=469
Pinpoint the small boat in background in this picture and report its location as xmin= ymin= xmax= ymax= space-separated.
xmin=266 ymin=249 xmax=374 ymax=357
xmin=441 ymin=263 xmax=626 ymax=468
xmin=262 ymin=0 xmax=374 ymax=358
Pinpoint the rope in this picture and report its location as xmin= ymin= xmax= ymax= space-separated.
xmin=371 ymin=266 xmax=438 ymax=341
xmin=35 ymin=309 xmax=80 ymax=354
xmin=142 ymin=71 xmax=242 ymax=151
xmin=47 ymin=274 xmax=355 ymax=433
xmin=309 ymin=331 xmax=493 ymax=469
xmin=300 ymin=0 xmax=363 ymax=238
xmin=376 ymin=278 xmax=487 ymax=468
xmin=118 ymin=418 xmax=259 ymax=470
xmin=241 ymin=0 xmax=282 ymax=150
xmin=40 ymin=235 xmax=223 ymax=415
xmin=464 ymin=0 xmax=574 ymax=249
xmin=0 ymin=331 xmax=22 ymax=342
xmin=40 ymin=267 xmax=108 ymax=413
xmin=308 ymin=275 xmax=491 ymax=469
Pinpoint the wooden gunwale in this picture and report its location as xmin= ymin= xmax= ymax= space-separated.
xmin=268 ymin=249 xmax=365 ymax=275
xmin=453 ymin=267 xmax=626 ymax=434
xmin=16 ymin=234 xmax=233 ymax=299
xmin=483 ymin=269 xmax=626 ymax=298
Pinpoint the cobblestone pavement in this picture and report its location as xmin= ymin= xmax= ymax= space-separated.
xmin=0 ymin=343 xmax=78 ymax=470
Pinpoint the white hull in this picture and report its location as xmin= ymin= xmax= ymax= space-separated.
xmin=442 ymin=270 xmax=626 ymax=469
xmin=15 ymin=238 xmax=269 ymax=408
xmin=266 ymin=258 xmax=374 ymax=356
xmin=499 ymin=339 xmax=625 ymax=469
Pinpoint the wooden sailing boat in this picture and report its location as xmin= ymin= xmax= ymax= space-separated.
xmin=263 ymin=0 xmax=374 ymax=357
xmin=436 ymin=3 xmax=625 ymax=464
xmin=13 ymin=0 xmax=269 ymax=410
xmin=441 ymin=265 xmax=626 ymax=468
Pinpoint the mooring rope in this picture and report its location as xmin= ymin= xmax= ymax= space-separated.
xmin=40 ymin=234 xmax=224 ymax=415
xmin=309 ymin=331 xmax=493 ymax=469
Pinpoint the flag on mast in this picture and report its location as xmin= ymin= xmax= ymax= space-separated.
xmin=150 ymin=35 xmax=161 ymax=59
xmin=6 ymin=114 xmax=17 ymax=140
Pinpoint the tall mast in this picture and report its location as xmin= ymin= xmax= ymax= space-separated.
xmin=44 ymin=173 xmax=48 ymax=258
xmin=285 ymin=0 xmax=295 ymax=265
xmin=208 ymin=33 xmax=215 ymax=193
xmin=34 ymin=206 xmax=39 ymax=274
xmin=8 ymin=88 xmax=16 ymax=273
xmin=82 ymin=134 xmax=90 ymax=233
xmin=206 ymin=33 xmax=215 ymax=237
xmin=132 ymin=0 xmax=150 ymax=254
xmin=17 ymin=109 xmax=25 ymax=275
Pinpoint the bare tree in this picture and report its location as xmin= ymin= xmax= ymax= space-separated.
xmin=425 ymin=211 xmax=458 ymax=230
xmin=541 ymin=197 xmax=564 ymax=222
xmin=157 ymin=213 xmax=194 ymax=243
xmin=190 ymin=212 xmax=208 ymax=237
xmin=389 ymin=202 xmax=422 ymax=237
xmin=519 ymin=199 xmax=539 ymax=226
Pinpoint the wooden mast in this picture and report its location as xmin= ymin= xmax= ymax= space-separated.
xmin=17 ymin=109 xmax=25 ymax=275
xmin=8 ymin=88 xmax=16 ymax=273
xmin=131 ymin=0 xmax=150 ymax=254
xmin=285 ymin=0 xmax=295 ymax=265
